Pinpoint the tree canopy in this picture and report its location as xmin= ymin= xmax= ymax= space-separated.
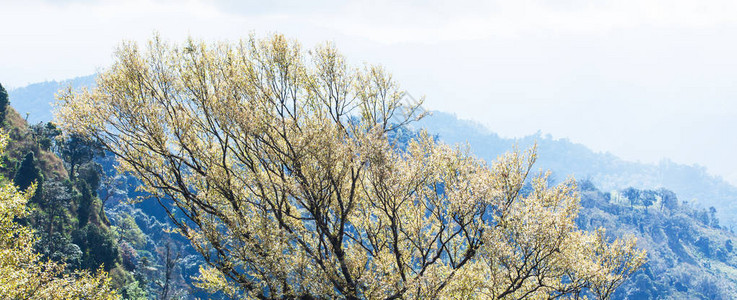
xmin=57 ymin=34 xmax=645 ymax=299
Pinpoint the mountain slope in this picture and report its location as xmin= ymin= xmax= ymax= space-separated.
xmin=0 ymin=104 xmax=133 ymax=292
xmin=575 ymin=183 xmax=737 ymax=299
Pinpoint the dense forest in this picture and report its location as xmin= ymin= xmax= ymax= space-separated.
xmin=3 ymin=35 xmax=737 ymax=299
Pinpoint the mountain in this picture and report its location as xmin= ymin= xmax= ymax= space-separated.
xmin=575 ymin=183 xmax=737 ymax=299
xmin=8 ymin=75 xmax=95 ymax=124
xmin=415 ymin=111 xmax=737 ymax=227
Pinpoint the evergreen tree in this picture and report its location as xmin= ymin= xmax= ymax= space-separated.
xmin=77 ymin=181 xmax=92 ymax=228
xmin=623 ymin=187 xmax=641 ymax=208
xmin=13 ymin=151 xmax=43 ymax=203
xmin=72 ymin=223 xmax=119 ymax=271
xmin=0 ymin=82 xmax=8 ymax=125
xmin=658 ymin=188 xmax=679 ymax=212
xmin=77 ymin=162 xmax=102 ymax=192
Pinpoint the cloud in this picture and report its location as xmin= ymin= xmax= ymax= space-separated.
xmin=280 ymin=0 xmax=737 ymax=44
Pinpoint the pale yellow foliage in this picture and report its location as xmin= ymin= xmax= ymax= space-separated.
xmin=0 ymin=133 xmax=119 ymax=300
xmin=56 ymin=34 xmax=645 ymax=299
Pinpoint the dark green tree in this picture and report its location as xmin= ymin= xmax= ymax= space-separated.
xmin=726 ymin=240 xmax=733 ymax=253
xmin=30 ymin=122 xmax=62 ymax=151
xmin=709 ymin=206 xmax=719 ymax=227
xmin=34 ymin=231 xmax=83 ymax=270
xmin=72 ymin=224 xmax=119 ymax=271
xmin=60 ymin=134 xmax=101 ymax=179
xmin=77 ymin=162 xmax=102 ymax=192
xmin=39 ymin=180 xmax=75 ymax=235
xmin=77 ymin=181 xmax=93 ymax=228
xmin=0 ymin=82 xmax=8 ymax=125
xmin=695 ymin=237 xmax=712 ymax=257
xmin=13 ymin=152 xmax=44 ymax=203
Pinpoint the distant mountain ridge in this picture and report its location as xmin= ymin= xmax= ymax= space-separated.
xmin=10 ymin=76 xmax=737 ymax=226
xmin=415 ymin=111 xmax=737 ymax=227
xmin=8 ymin=75 xmax=95 ymax=124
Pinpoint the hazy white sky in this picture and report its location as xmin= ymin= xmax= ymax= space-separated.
xmin=2 ymin=0 xmax=737 ymax=184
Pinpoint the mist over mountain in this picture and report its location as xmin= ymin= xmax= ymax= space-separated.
xmin=416 ymin=111 xmax=737 ymax=227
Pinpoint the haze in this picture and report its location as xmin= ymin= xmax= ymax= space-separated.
xmin=2 ymin=0 xmax=737 ymax=185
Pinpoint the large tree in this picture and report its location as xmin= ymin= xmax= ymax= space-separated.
xmin=57 ymin=34 xmax=645 ymax=299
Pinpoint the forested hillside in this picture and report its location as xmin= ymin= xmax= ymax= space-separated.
xmin=0 ymin=84 xmax=116 ymax=298
xmin=0 ymin=102 xmax=128 ymax=295
xmin=0 ymin=92 xmax=204 ymax=298
xmin=575 ymin=182 xmax=737 ymax=299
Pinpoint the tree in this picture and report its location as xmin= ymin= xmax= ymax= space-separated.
xmin=77 ymin=181 xmax=93 ymax=227
xmin=72 ymin=223 xmax=119 ymax=271
xmin=13 ymin=151 xmax=44 ymax=203
xmin=60 ymin=133 xmax=100 ymax=180
xmin=0 ymin=133 xmax=118 ymax=299
xmin=77 ymin=162 xmax=103 ymax=192
xmin=156 ymin=239 xmax=184 ymax=300
xmin=709 ymin=206 xmax=719 ymax=227
xmin=30 ymin=122 xmax=62 ymax=152
xmin=38 ymin=180 xmax=74 ymax=236
xmin=641 ymin=189 xmax=657 ymax=210
xmin=658 ymin=188 xmax=678 ymax=212
xmin=0 ymin=82 xmax=8 ymax=125
xmin=726 ymin=240 xmax=733 ymax=253
xmin=57 ymin=34 xmax=645 ymax=299
xmin=623 ymin=187 xmax=641 ymax=208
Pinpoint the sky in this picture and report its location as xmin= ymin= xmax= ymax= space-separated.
xmin=2 ymin=0 xmax=737 ymax=185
